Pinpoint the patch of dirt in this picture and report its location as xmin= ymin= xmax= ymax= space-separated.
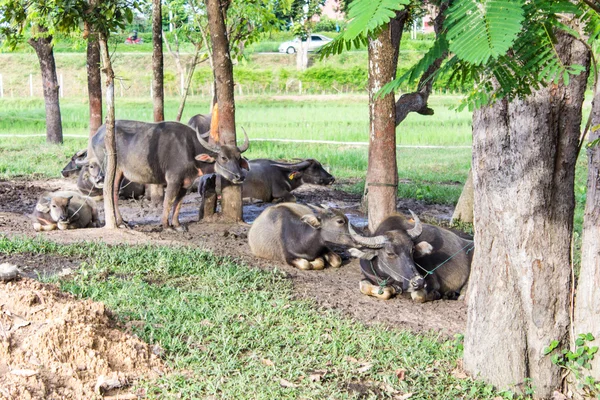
xmin=0 ymin=277 xmax=165 ymax=400
xmin=0 ymin=177 xmax=467 ymax=339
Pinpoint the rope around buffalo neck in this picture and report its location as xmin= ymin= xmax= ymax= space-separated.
xmin=414 ymin=241 xmax=475 ymax=276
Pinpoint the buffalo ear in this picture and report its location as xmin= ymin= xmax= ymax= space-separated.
xmin=240 ymin=157 xmax=250 ymax=171
xmin=195 ymin=154 xmax=215 ymax=163
xmin=348 ymin=248 xmax=377 ymax=260
xmin=300 ymin=214 xmax=321 ymax=229
xmin=414 ymin=241 xmax=433 ymax=257
xmin=36 ymin=202 xmax=50 ymax=213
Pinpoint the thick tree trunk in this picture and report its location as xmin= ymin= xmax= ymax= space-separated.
xmin=464 ymin=33 xmax=590 ymax=398
xmin=451 ymin=169 xmax=473 ymax=224
xmin=152 ymin=0 xmax=164 ymax=122
xmin=365 ymin=19 xmax=402 ymax=232
xmin=206 ymin=0 xmax=242 ymax=221
xmin=99 ymin=34 xmax=118 ymax=229
xmin=28 ymin=32 xmax=63 ymax=144
xmin=87 ymin=36 xmax=103 ymax=140
xmin=573 ymin=90 xmax=600 ymax=381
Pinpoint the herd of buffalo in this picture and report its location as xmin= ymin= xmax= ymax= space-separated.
xmin=30 ymin=114 xmax=473 ymax=303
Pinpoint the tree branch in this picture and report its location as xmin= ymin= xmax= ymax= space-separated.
xmin=582 ymin=0 xmax=600 ymax=15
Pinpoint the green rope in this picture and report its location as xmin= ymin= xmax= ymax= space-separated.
xmin=415 ymin=242 xmax=475 ymax=276
xmin=369 ymin=260 xmax=390 ymax=295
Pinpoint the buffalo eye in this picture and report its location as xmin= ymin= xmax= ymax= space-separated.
xmin=51 ymin=205 xmax=56 ymax=208
xmin=336 ymin=218 xmax=344 ymax=225
xmin=385 ymin=250 xmax=397 ymax=258
xmin=220 ymin=156 xmax=228 ymax=162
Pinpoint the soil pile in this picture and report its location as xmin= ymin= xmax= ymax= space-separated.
xmin=0 ymin=277 xmax=165 ymax=400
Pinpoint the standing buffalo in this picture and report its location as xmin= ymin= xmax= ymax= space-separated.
xmin=249 ymin=204 xmax=370 ymax=270
xmin=31 ymin=191 xmax=100 ymax=231
xmin=91 ymin=120 xmax=249 ymax=231
xmin=243 ymin=159 xmax=335 ymax=202
xmin=349 ymin=212 xmax=473 ymax=302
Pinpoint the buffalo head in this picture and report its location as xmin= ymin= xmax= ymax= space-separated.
xmin=349 ymin=211 xmax=433 ymax=293
xmin=81 ymin=158 xmax=105 ymax=189
xmin=195 ymin=128 xmax=250 ymax=184
xmin=271 ymin=159 xmax=335 ymax=185
xmin=61 ymin=149 xmax=88 ymax=177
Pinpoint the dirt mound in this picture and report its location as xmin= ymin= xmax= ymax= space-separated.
xmin=0 ymin=276 xmax=165 ymax=400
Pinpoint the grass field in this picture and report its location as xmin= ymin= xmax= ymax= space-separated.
xmin=0 ymin=236 xmax=509 ymax=399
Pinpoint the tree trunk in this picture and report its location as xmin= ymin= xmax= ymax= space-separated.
xmin=87 ymin=36 xmax=103 ymax=141
xmin=176 ymin=45 xmax=202 ymax=122
xmin=98 ymin=34 xmax=118 ymax=229
xmin=152 ymin=0 xmax=164 ymax=122
xmin=451 ymin=169 xmax=473 ymax=224
xmin=365 ymin=19 xmax=402 ymax=232
xmin=296 ymin=36 xmax=310 ymax=71
xmin=464 ymin=33 xmax=590 ymax=398
xmin=206 ymin=0 xmax=242 ymax=222
xmin=573 ymin=90 xmax=600 ymax=381
xmin=28 ymin=31 xmax=63 ymax=145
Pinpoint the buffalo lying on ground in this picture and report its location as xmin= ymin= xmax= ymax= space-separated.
xmin=242 ymin=159 xmax=334 ymax=202
xmin=91 ymin=120 xmax=249 ymax=230
xmin=349 ymin=212 xmax=473 ymax=302
xmin=31 ymin=191 xmax=100 ymax=231
xmin=61 ymin=150 xmax=145 ymax=200
xmin=248 ymin=203 xmax=371 ymax=270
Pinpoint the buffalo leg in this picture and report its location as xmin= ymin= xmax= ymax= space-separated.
xmin=310 ymin=257 xmax=325 ymax=270
xmin=410 ymin=289 xmax=441 ymax=303
xmin=290 ymin=258 xmax=312 ymax=270
xmin=170 ymin=187 xmax=188 ymax=231
xmin=150 ymin=184 xmax=164 ymax=208
xmin=113 ymin=169 xmax=126 ymax=227
xmin=324 ymin=252 xmax=342 ymax=268
xmin=33 ymin=222 xmax=57 ymax=232
xmin=359 ymin=280 xmax=396 ymax=300
xmin=161 ymin=182 xmax=182 ymax=230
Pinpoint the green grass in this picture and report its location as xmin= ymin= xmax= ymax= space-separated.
xmin=0 ymin=235 xmax=507 ymax=399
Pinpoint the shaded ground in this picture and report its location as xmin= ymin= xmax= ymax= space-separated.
xmin=0 ymin=177 xmax=466 ymax=337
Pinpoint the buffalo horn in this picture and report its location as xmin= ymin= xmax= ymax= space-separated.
xmin=74 ymin=158 xmax=89 ymax=166
xmin=406 ymin=210 xmax=422 ymax=239
xmin=238 ymin=127 xmax=250 ymax=153
xmin=348 ymin=224 xmax=386 ymax=249
xmin=196 ymin=127 xmax=221 ymax=153
xmin=270 ymin=159 xmax=312 ymax=171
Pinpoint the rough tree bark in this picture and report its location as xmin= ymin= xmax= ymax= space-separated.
xmin=464 ymin=33 xmax=590 ymax=398
xmin=152 ymin=0 xmax=164 ymax=122
xmin=98 ymin=33 xmax=118 ymax=229
xmin=451 ymin=169 xmax=473 ymax=224
xmin=28 ymin=28 xmax=63 ymax=145
xmin=364 ymin=15 xmax=404 ymax=232
xmin=296 ymin=36 xmax=310 ymax=71
xmin=573 ymin=89 xmax=600 ymax=380
xmin=87 ymin=36 xmax=103 ymax=139
xmin=206 ymin=0 xmax=242 ymax=221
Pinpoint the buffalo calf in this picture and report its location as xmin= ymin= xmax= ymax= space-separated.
xmin=32 ymin=191 xmax=100 ymax=231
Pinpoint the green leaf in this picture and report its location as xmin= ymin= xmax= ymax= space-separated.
xmin=344 ymin=0 xmax=409 ymax=41
xmin=586 ymin=333 xmax=595 ymax=341
xmin=576 ymin=338 xmax=585 ymax=347
xmin=446 ymin=0 xmax=525 ymax=65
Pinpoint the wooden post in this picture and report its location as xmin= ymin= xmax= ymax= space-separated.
xmin=29 ymin=74 xmax=33 ymax=97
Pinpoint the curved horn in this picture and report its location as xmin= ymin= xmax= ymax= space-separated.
xmin=196 ymin=127 xmax=221 ymax=153
xmin=270 ymin=160 xmax=312 ymax=171
xmin=348 ymin=224 xmax=387 ymax=249
xmin=237 ymin=127 xmax=249 ymax=153
xmin=406 ymin=210 xmax=422 ymax=239
xmin=74 ymin=158 xmax=89 ymax=166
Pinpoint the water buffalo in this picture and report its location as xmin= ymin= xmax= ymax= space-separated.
xmin=248 ymin=203 xmax=370 ymax=270
xmin=31 ymin=191 xmax=100 ymax=231
xmin=187 ymin=113 xmax=212 ymax=136
xmin=242 ymin=159 xmax=335 ymax=202
xmin=61 ymin=150 xmax=145 ymax=200
xmin=349 ymin=212 xmax=473 ymax=302
xmin=91 ymin=120 xmax=249 ymax=230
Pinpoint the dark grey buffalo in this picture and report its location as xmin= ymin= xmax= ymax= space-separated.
xmin=349 ymin=212 xmax=473 ymax=302
xmin=187 ymin=113 xmax=212 ymax=135
xmin=248 ymin=204 xmax=370 ymax=270
xmin=91 ymin=120 xmax=249 ymax=230
xmin=242 ymin=159 xmax=334 ymax=202
xmin=61 ymin=150 xmax=145 ymax=200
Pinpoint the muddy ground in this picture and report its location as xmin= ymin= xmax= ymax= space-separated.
xmin=0 ymin=177 xmax=466 ymax=337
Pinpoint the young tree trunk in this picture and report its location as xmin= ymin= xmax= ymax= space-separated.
xmin=451 ymin=169 xmax=473 ymax=224
xmin=152 ymin=0 xmax=164 ymax=122
xmin=87 ymin=36 xmax=103 ymax=140
xmin=28 ymin=31 xmax=63 ymax=145
xmin=365 ymin=21 xmax=402 ymax=232
xmin=98 ymin=34 xmax=118 ymax=229
xmin=573 ymin=90 xmax=600 ymax=379
xmin=296 ymin=36 xmax=310 ymax=71
xmin=464 ymin=33 xmax=590 ymax=398
xmin=176 ymin=45 xmax=202 ymax=122
xmin=206 ymin=0 xmax=242 ymax=222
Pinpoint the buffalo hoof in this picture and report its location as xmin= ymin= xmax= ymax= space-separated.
xmin=324 ymin=252 xmax=342 ymax=268
xmin=310 ymin=257 xmax=325 ymax=270
xmin=174 ymin=225 xmax=188 ymax=232
xmin=291 ymin=258 xmax=312 ymax=270
xmin=33 ymin=223 xmax=42 ymax=232
xmin=360 ymin=280 xmax=396 ymax=300
xmin=57 ymin=222 xmax=70 ymax=231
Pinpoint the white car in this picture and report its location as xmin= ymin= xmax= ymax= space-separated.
xmin=278 ymin=34 xmax=333 ymax=54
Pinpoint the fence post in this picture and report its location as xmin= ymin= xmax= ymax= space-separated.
xmin=239 ymin=84 xmax=243 ymax=96
xmin=181 ymin=70 xmax=185 ymax=96
xmin=150 ymin=84 xmax=153 ymax=98
xmin=299 ymin=80 xmax=302 ymax=95
xmin=0 ymin=74 xmax=3 ymax=98
xmin=29 ymin=74 xmax=33 ymax=97
xmin=59 ymin=74 xmax=64 ymax=98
